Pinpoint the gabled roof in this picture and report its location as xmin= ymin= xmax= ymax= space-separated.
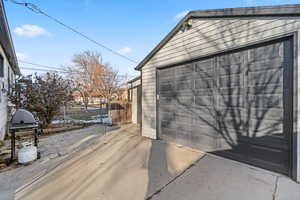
xmin=135 ymin=4 xmax=300 ymax=70
xmin=0 ymin=0 xmax=20 ymax=74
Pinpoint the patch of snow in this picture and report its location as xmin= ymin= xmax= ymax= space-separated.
xmin=51 ymin=116 xmax=112 ymax=125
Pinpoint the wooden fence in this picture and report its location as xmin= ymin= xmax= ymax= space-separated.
xmin=111 ymin=101 xmax=132 ymax=124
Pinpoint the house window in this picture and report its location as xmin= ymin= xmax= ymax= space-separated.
xmin=0 ymin=55 xmax=3 ymax=77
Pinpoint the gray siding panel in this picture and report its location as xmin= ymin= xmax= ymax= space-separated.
xmin=141 ymin=64 xmax=157 ymax=139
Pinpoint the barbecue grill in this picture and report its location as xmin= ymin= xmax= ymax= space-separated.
xmin=9 ymin=109 xmax=39 ymax=163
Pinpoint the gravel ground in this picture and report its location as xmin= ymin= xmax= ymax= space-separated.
xmin=0 ymin=124 xmax=119 ymax=200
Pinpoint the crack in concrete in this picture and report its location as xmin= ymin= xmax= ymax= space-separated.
xmin=272 ymin=176 xmax=279 ymax=200
xmin=146 ymin=154 xmax=207 ymax=200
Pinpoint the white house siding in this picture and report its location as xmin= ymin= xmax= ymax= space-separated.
xmin=140 ymin=17 xmax=300 ymax=181
xmin=0 ymin=44 xmax=14 ymax=140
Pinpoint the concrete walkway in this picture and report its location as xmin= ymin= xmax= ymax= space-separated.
xmin=150 ymin=155 xmax=300 ymax=200
xmin=15 ymin=124 xmax=300 ymax=200
xmin=0 ymin=124 xmax=117 ymax=200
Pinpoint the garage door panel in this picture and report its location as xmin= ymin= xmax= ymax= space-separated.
xmin=161 ymin=120 xmax=177 ymax=131
xmin=248 ymin=69 xmax=283 ymax=86
xmin=219 ymin=63 xmax=242 ymax=75
xmin=219 ymin=87 xmax=243 ymax=96
xmin=249 ymin=42 xmax=283 ymax=61
xmin=195 ymin=78 xmax=214 ymax=89
xmin=195 ymin=59 xmax=214 ymax=72
xmin=192 ymin=106 xmax=217 ymax=118
xmin=219 ymin=95 xmax=244 ymax=107
xmin=158 ymin=39 xmax=291 ymax=175
xmin=194 ymin=88 xmax=214 ymax=96
xmin=247 ymin=108 xmax=283 ymax=121
xmin=195 ymin=95 xmax=214 ymax=106
xmin=159 ymin=81 xmax=174 ymax=92
xmin=160 ymin=111 xmax=175 ymax=122
xmin=218 ymin=52 xmax=245 ymax=64
xmin=193 ymin=117 xmax=217 ymax=130
xmin=218 ymin=116 xmax=245 ymax=130
xmin=248 ymin=59 xmax=284 ymax=72
xmin=159 ymin=67 xmax=175 ymax=78
xmin=248 ymin=95 xmax=282 ymax=108
xmin=219 ymin=74 xmax=244 ymax=88
xmin=190 ymin=133 xmax=218 ymax=151
xmin=159 ymin=96 xmax=174 ymax=105
xmin=175 ymin=64 xmax=194 ymax=76
xmin=195 ymin=69 xmax=214 ymax=78
xmin=215 ymin=140 xmax=289 ymax=174
xmin=248 ymin=120 xmax=282 ymax=136
xmin=176 ymin=79 xmax=193 ymax=91
xmin=174 ymin=96 xmax=194 ymax=106
xmin=247 ymin=85 xmax=283 ymax=95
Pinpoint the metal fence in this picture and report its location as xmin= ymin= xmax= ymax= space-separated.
xmin=53 ymin=101 xmax=132 ymax=125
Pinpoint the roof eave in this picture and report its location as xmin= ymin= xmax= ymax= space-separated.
xmin=134 ymin=12 xmax=192 ymax=71
xmin=0 ymin=0 xmax=20 ymax=75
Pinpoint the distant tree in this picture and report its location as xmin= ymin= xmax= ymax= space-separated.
xmin=68 ymin=51 xmax=101 ymax=109
xmin=68 ymin=51 xmax=127 ymax=109
xmin=10 ymin=73 xmax=74 ymax=127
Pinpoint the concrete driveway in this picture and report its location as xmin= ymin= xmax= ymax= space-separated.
xmin=15 ymin=124 xmax=300 ymax=200
xmin=150 ymin=154 xmax=300 ymax=200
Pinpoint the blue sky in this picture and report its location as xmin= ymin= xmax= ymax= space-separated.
xmin=4 ymin=0 xmax=300 ymax=77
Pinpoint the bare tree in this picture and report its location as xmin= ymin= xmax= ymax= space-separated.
xmin=68 ymin=51 xmax=127 ymax=111
xmin=92 ymin=63 xmax=124 ymax=103
xmin=68 ymin=51 xmax=101 ymax=109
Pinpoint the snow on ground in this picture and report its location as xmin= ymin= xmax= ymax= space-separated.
xmin=51 ymin=116 xmax=112 ymax=125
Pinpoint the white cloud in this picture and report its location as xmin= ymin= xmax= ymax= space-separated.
xmin=14 ymin=25 xmax=51 ymax=37
xmin=16 ymin=52 xmax=26 ymax=60
xmin=118 ymin=47 xmax=132 ymax=55
xmin=174 ymin=10 xmax=189 ymax=20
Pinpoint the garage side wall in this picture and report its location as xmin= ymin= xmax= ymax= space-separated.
xmin=142 ymin=64 xmax=157 ymax=139
xmin=131 ymin=79 xmax=141 ymax=124
xmin=141 ymin=17 xmax=300 ymax=181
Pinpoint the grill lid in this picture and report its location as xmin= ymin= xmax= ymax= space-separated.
xmin=11 ymin=109 xmax=37 ymax=125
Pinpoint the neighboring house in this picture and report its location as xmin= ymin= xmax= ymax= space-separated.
xmin=135 ymin=4 xmax=300 ymax=182
xmin=128 ymin=76 xmax=141 ymax=125
xmin=73 ymin=91 xmax=103 ymax=105
xmin=73 ymin=89 xmax=129 ymax=105
xmin=0 ymin=0 xmax=20 ymax=140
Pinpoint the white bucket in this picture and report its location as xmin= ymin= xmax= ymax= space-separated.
xmin=18 ymin=142 xmax=37 ymax=164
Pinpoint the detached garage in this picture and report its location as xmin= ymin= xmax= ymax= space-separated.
xmin=136 ymin=5 xmax=300 ymax=182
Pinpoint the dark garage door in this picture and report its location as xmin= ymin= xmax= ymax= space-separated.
xmin=158 ymin=38 xmax=293 ymax=175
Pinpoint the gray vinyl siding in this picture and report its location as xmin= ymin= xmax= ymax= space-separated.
xmin=142 ymin=64 xmax=157 ymax=139
xmin=151 ymin=18 xmax=300 ymax=66
xmin=141 ymin=17 xmax=300 ymax=147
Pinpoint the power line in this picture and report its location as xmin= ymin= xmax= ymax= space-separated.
xmin=18 ymin=60 xmax=66 ymax=71
xmin=8 ymin=0 xmax=138 ymax=64
xmin=20 ymin=67 xmax=68 ymax=73
xmin=20 ymin=64 xmax=137 ymax=78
